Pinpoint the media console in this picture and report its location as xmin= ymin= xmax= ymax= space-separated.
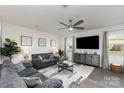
xmin=74 ymin=53 xmax=100 ymax=67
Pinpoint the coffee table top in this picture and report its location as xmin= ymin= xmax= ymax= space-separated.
xmin=63 ymin=60 xmax=75 ymax=66
xmin=57 ymin=60 xmax=74 ymax=73
xmin=57 ymin=60 xmax=75 ymax=67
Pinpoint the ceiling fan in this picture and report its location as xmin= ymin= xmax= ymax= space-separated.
xmin=57 ymin=19 xmax=84 ymax=31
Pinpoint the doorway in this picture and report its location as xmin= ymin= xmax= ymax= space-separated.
xmin=108 ymin=31 xmax=124 ymax=67
xmin=65 ymin=36 xmax=75 ymax=61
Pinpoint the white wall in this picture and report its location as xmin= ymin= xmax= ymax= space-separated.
xmin=2 ymin=23 xmax=60 ymax=54
xmin=60 ymin=24 xmax=124 ymax=67
xmin=0 ymin=21 xmax=2 ymax=64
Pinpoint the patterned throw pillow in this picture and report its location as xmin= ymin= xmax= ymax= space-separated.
xmin=49 ymin=54 xmax=54 ymax=59
xmin=14 ymin=63 xmax=26 ymax=72
xmin=38 ymin=55 xmax=43 ymax=61
xmin=22 ymin=77 xmax=42 ymax=88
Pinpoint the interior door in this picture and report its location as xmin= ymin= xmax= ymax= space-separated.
xmin=65 ymin=37 xmax=74 ymax=61
xmin=108 ymin=31 xmax=124 ymax=67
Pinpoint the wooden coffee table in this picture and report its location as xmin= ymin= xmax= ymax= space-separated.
xmin=57 ymin=60 xmax=75 ymax=73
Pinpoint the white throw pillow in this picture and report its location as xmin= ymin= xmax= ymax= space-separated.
xmin=38 ymin=55 xmax=43 ymax=61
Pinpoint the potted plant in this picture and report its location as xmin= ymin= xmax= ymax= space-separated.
xmin=58 ymin=49 xmax=64 ymax=61
xmin=0 ymin=38 xmax=21 ymax=60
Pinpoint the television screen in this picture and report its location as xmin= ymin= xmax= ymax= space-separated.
xmin=76 ymin=35 xmax=99 ymax=49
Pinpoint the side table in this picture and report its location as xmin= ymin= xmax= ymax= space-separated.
xmin=110 ymin=64 xmax=123 ymax=73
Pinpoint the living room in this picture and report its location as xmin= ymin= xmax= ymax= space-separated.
xmin=0 ymin=4 xmax=124 ymax=89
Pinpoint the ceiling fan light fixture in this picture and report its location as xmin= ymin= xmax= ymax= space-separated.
xmin=68 ymin=26 xmax=73 ymax=31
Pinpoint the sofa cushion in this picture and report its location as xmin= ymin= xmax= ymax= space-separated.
xmin=49 ymin=59 xmax=57 ymax=62
xmin=42 ymin=59 xmax=57 ymax=63
xmin=42 ymin=59 xmax=52 ymax=63
xmin=14 ymin=63 xmax=26 ymax=72
xmin=46 ymin=54 xmax=50 ymax=59
xmin=19 ymin=67 xmax=38 ymax=77
xmin=30 ymin=73 xmax=48 ymax=81
xmin=22 ymin=77 xmax=42 ymax=88
xmin=35 ymin=78 xmax=63 ymax=88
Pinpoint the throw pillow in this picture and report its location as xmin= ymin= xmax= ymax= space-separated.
xmin=36 ymin=78 xmax=63 ymax=88
xmin=38 ymin=55 xmax=43 ymax=61
xmin=14 ymin=63 xmax=26 ymax=72
xmin=22 ymin=77 xmax=42 ymax=88
xmin=46 ymin=54 xmax=50 ymax=59
xmin=49 ymin=54 xmax=54 ymax=59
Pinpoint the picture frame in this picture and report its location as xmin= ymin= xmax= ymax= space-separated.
xmin=21 ymin=35 xmax=32 ymax=46
xmin=50 ymin=39 xmax=56 ymax=47
xmin=38 ymin=38 xmax=47 ymax=47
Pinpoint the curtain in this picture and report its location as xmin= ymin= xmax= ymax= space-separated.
xmin=0 ymin=18 xmax=2 ymax=64
xmin=102 ymin=31 xmax=109 ymax=69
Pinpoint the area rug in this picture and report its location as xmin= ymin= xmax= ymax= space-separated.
xmin=38 ymin=64 xmax=94 ymax=88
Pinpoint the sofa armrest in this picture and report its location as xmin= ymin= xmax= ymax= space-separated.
xmin=35 ymin=78 xmax=63 ymax=88
xmin=54 ymin=56 xmax=60 ymax=61
xmin=32 ymin=58 xmax=44 ymax=69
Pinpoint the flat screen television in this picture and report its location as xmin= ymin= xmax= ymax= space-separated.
xmin=76 ymin=35 xmax=99 ymax=49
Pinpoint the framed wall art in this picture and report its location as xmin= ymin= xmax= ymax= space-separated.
xmin=21 ymin=35 xmax=32 ymax=46
xmin=38 ymin=38 xmax=47 ymax=47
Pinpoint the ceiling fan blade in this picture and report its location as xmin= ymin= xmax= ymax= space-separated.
xmin=73 ymin=20 xmax=84 ymax=26
xmin=57 ymin=28 xmax=68 ymax=30
xmin=73 ymin=27 xmax=84 ymax=30
xmin=59 ymin=22 xmax=68 ymax=27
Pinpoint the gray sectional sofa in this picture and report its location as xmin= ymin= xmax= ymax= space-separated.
xmin=32 ymin=53 xmax=59 ymax=69
xmin=0 ymin=58 xmax=63 ymax=88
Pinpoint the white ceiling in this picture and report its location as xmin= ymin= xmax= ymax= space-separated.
xmin=0 ymin=5 xmax=124 ymax=35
